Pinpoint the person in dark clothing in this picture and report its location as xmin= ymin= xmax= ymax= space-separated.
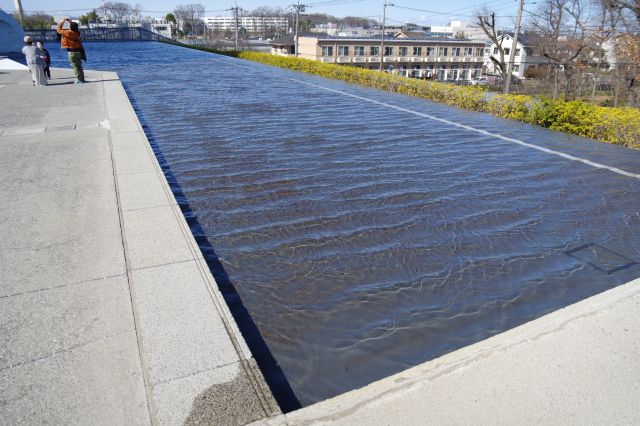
xmin=36 ymin=40 xmax=51 ymax=79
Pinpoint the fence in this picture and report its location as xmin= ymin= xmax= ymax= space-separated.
xmin=24 ymin=27 xmax=174 ymax=43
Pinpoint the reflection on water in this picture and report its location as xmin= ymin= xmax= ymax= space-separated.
xmin=50 ymin=42 xmax=640 ymax=407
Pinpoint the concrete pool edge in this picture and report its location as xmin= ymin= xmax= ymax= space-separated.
xmin=100 ymin=70 xmax=281 ymax=423
xmin=254 ymin=276 xmax=640 ymax=424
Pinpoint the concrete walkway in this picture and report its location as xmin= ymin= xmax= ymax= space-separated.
xmin=0 ymin=68 xmax=279 ymax=425
xmin=254 ymin=276 xmax=640 ymax=425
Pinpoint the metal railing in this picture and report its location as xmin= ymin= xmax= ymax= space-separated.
xmin=23 ymin=27 xmax=174 ymax=43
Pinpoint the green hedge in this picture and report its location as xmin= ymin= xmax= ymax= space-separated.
xmin=162 ymin=41 xmax=640 ymax=149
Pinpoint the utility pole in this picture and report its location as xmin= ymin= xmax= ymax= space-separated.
xmin=379 ymin=1 xmax=392 ymax=71
xmin=291 ymin=1 xmax=306 ymax=57
xmin=13 ymin=0 xmax=24 ymax=26
xmin=504 ymin=0 xmax=524 ymax=94
xmin=234 ymin=3 xmax=239 ymax=51
xmin=228 ymin=4 xmax=241 ymax=51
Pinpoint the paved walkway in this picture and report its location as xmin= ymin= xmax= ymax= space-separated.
xmin=0 ymin=67 xmax=278 ymax=425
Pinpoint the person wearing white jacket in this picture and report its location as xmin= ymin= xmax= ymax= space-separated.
xmin=21 ymin=35 xmax=48 ymax=87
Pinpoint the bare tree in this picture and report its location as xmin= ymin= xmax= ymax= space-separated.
xmin=102 ymin=1 xmax=133 ymax=23
xmin=174 ymin=3 xmax=206 ymax=36
xmin=529 ymin=0 xmax=593 ymax=99
xmin=477 ymin=10 xmax=509 ymax=81
xmin=603 ymin=0 xmax=640 ymax=26
xmin=613 ymin=33 xmax=640 ymax=106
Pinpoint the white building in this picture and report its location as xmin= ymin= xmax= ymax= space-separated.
xmin=310 ymin=23 xmax=379 ymax=37
xmin=429 ymin=21 xmax=488 ymax=41
xmin=484 ymin=33 xmax=547 ymax=79
xmin=203 ymin=16 xmax=287 ymax=34
xmin=149 ymin=18 xmax=173 ymax=38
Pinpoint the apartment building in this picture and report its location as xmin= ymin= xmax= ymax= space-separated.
xmin=297 ymin=36 xmax=486 ymax=80
xmin=203 ymin=16 xmax=287 ymax=34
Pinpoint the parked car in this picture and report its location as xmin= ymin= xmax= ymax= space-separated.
xmin=469 ymin=77 xmax=490 ymax=86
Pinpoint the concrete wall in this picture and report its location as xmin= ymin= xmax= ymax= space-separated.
xmin=0 ymin=9 xmax=24 ymax=54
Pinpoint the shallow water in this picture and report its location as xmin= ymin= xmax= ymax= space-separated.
xmin=50 ymin=42 xmax=640 ymax=407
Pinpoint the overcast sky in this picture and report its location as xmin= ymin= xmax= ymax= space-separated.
xmin=0 ymin=0 xmax=520 ymax=26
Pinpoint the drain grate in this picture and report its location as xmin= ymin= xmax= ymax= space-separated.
xmin=45 ymin=124 xmax=77 ymax=132
xmin=565 ymin=243 xmax=637 ymax=274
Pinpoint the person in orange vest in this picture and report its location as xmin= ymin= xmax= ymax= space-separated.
xmin=56 ymin=18 xmax=85 ymax=84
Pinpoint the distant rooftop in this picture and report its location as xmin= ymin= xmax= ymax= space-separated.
xmin=301 ymin=34 xmax=484 ymax=44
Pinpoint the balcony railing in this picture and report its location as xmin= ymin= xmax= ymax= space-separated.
xmin=383 ymin=56 xmax=396 ymax=62
xmin=437 ymin=56 xmax=448 ymax=62
xmin=397 ymin=56 xmax=409 ymax=62
xmin=353 ymin=56 xmax=366 ymax=62
xmin=337 ymin=56 xmax=351 ymax=63
xmin=321 ymin=57 xmax=335 ymax=63
xmin=410 ymin=57 xmax=422 ymax=62
xmin=368 ymin=57 xmax=380 ymax=62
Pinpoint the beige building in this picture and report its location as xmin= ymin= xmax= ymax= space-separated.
xmin=297 ymin=36 xmax=486 ymax=80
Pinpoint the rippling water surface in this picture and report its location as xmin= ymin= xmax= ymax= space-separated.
xmin=50 ymin=42 xmax=640 ymax=407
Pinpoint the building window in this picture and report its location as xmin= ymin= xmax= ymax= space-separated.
xmin=399 ymin=46 xmax=408 ymax=56
xmin=425 ymin=64 xmax=434 ymax=78
xmin=464 ymin=47 xmax=473 ymax=56
xmin=473 ymin=68 xmax=482 ymax=78
xmin=322 ymin=46 xmax=333 ymax=57
xmin=452 ymin=47 xmax=461 ymax=57
xmin=438 ymin=47 xmax=448 ymax=56
xmin=370 ymin=46 xmax=379 ymax=56
xmin=479 ymin=48 xmax=486 ymax=56
xmin=493 ymin=47 xmax=498 ymax=54
xmin=384 ymin=46 xmax=394 ymax=56
xmin=338 ymin=45 xmax=349 ymax=56
xmin=355 ymin=46 xmax=365 ymax=56
xmin=413 ymin=46 xmax=422 ymax=56
xmin=426 ymin=47 xmax=435 ymax=56
xmin=504 ymin=48 xmax=510 ymax=55
xmin=515 ymin=48 xmax=521 ymax=56
xmin=450 ymin=64 xmax=458 ymax=80
xmin=513 ymin=65 xmax=520 ymax=71
xmin=437 ymin=65 xmax=446 ymax=80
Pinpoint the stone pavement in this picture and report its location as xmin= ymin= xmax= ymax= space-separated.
xmin=254 ymin=276 xmax=640 ymax=425
xmin=0 ymin=67 xmax=279 ymax=425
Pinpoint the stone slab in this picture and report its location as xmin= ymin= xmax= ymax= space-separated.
xmin=131 ymin=260 xmax=239 ymax=385
xmin=114 ymin=145 xmax=158 ymax=174
xmin=122 ymin=205 xmax=195 ymax=270
xmin=112 ymin=130 xmax=151 ymax=152
xmin=118 ymin=171 xmax=174 ymax=212
xmin=154 ymin=361 xmax=276 ymax=426
xmin=0 ymin=158 xmax=125 ymax=296
xmin=0 ymin=332 xmax=150 ymax=426
xmin=0 ymin=275 xmax=134 ymax=370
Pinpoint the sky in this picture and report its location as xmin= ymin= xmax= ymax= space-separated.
xmin=0 ymin=0 xmax=521 ymax=27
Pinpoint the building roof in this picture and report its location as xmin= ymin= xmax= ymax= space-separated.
xmin=395 ymin=31 xmax=431 ymax=40
xmin=302 ymin=35 xmax=483 ymax=44
xmin=270 ymin=34 xmax=295 ymax=46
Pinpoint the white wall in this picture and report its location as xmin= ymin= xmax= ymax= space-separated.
xmin=0 ymin=9 xmax=24 ymax=53
xmin=484 ymin=35 xmax=528 ymax=78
